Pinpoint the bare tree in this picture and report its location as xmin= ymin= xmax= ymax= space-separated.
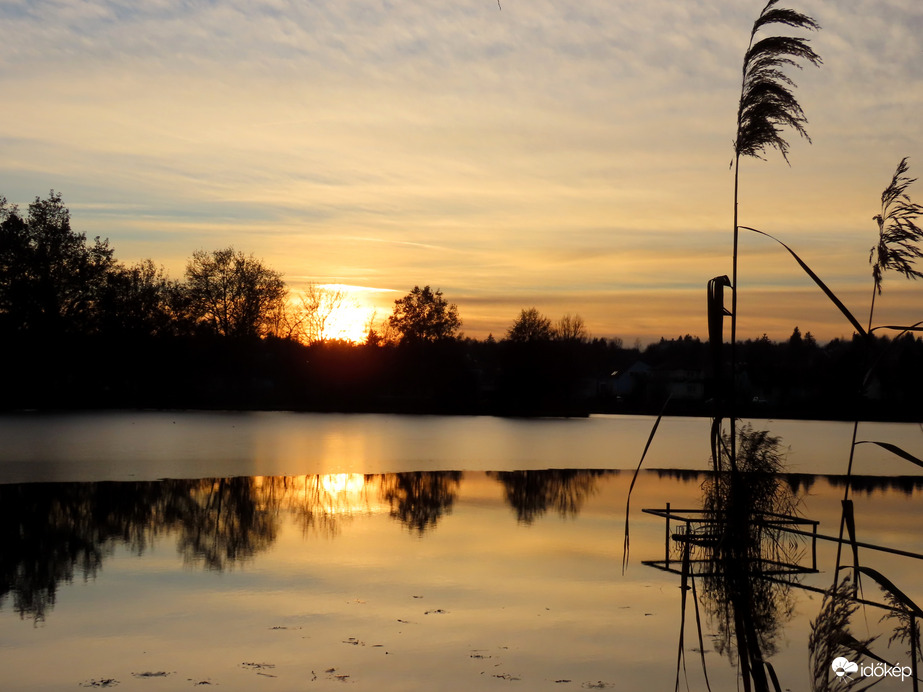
xmin=300 ymin=283 xmax=351 ymax=343
xmin=554 ymin=313 xmax=588 ymax=342
xmin=183 ymin=247 xmax=286 ymax=339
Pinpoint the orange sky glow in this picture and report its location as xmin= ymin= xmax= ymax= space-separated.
xmin=1 ymin=0 xmax=920 ymax=344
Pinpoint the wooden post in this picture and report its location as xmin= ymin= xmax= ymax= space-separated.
xmin=665 ymin=502 xmax=671 ymax=569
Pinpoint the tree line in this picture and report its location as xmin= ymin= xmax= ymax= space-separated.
xmin=1 ymin=191 xmax=919 ymax=418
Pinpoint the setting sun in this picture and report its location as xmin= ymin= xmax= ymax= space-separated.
xmin=285 ymin=283 xmax=396 ymax=344
xmin=316 ymin=284 xmax=380 ymax=343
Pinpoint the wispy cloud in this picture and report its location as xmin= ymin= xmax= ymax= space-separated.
xmin=1 ymin=0 xmax=920 ymax=341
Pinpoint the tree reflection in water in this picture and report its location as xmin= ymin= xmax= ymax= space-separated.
xmin=490 ymin=470 xmax=610 ymax=524
xmin=264 ymin=474 xmax=373 ymax=538
xmin=376 ymin=471 xmax=462 ymax=534
xmin=170 ymin=477 xmax=278 ymax=571
xmin=0 ymin=469 xmax=611 ymax=622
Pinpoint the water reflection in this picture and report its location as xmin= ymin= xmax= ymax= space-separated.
xmin=490 ymin=470 xmax=608 ymax=524
xmin=0 ymin=470 xmax=610 ymax=621
xmin=644 ymin=429 xmax=923 ymax=692
xmin=645 ymin=427 xmax=810 ymax=691
xmin=0 ymin=478 xmax=280 ymax=620
xmin=696 ymin=447 xmax=803 ymax=690
xmin=377 ymin=471 xmax=463 ymax=534
xmin=653 ymin=467 xmax=923 ymax=495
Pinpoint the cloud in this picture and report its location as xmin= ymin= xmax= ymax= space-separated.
xmin=1 ymin=0 xmax=921 ymax=343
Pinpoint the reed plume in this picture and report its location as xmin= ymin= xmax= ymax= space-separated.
xmin=728 ymin=1 xmax=821 ymax=466
xmin=870 ymin=157 xmax=923 ymax=298
xmin=734 ymin=1 xmax=822 ymax=162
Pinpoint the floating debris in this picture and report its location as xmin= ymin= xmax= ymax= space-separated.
xmin=322 ymin=668 xmax=352 ymax=683
xmin=493 ymin=673 xmax=521 ymax=681
xmin=131 ymin=671 xmax=172 ymax=678
xmin=582 ymin=682 xmax=615 ymax=689
xmin=79 ymin=680 xmax=119 ymax=688
xmin=342 ymin=637 xmax=364 ymax=646
xmin=555 ymin=680 xmax=572 ymax=684
xmin=424 ymin=609 xmax=447 ymax=615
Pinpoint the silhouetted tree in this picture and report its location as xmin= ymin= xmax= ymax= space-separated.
xmin=505 ymin=307 xmax=553 ymax=342
xmin=183 ymin=247 xmax=286 ymax=338
xmin=554 ymin=313 xmax=588 ymax=342
xmin=293 ymin=282 xmax=351 ymax=343
xmin=0 ymin=191 xmax=114 ymax=335
xmin=98 ymin=258 xmax=179 ymax=336
xmin=388 ymin=285 xmax=461 ymax=344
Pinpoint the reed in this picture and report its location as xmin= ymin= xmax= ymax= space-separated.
xmin=729 ymin=0 xmax=821 ymax=464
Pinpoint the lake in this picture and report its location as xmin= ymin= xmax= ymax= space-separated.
xmin=1 ymin=412 xmax=922 ymax=691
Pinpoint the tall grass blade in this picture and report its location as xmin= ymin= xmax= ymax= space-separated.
xmin=676 ymin=536 xmax=691 ymax=692
xmin=740 ymin=225 xmax=867 ymax=337
xmin=765 ymin=662 xmax=783 ymax=692
xmin=871 ymin=324 xmax=923 ymax=333
xmin=622 ymin=395 xmax=671 ymax=574
xmin=710 ymin=417 xmax=724 ymax=474
xmin=855 ymin=565 xmax=923 ymax=618
xmin=690 ymin=573 xmax=713 ymax=692
xmin=841 ymin=500 xmax=861 ymax=585
xmin=855 ymin=441 xmax=923 ymax=470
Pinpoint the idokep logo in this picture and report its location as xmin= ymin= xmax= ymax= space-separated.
xmin=831 ymin=657 xmax=913 ymax=682
xmin=831 ymin=657 xmax=858 ymax=678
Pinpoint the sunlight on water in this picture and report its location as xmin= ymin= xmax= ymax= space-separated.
xmin=1 ymin=468 xmax=922 ymax=691
xmin=1 ymin=413 xmax=922 ymax=691
xmin=0 ymin=412 xmax=920 ymax=483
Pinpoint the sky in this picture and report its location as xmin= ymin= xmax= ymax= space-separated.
xmin=1 ymin=0 xmax=921 ymax=344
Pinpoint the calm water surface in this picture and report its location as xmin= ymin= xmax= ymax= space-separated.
xmin=1 ymin=412 xmax=921 ymax=691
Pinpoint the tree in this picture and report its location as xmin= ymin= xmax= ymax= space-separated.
xmin=0 ymin=191 xmax=114 ymax=335
xmin=297 ymin=282 xmax=351 ymax=343
xmin=506 ymin=307 xmax=554 ymax=342
xmin=99 ymin=259 xmax=179 ymax=336
xmin=388 ymin=285 xmax=461 ymax=344
xmin=555 ymin=313 xmax=588 ymax=342
xmin=183 ymin=247 xmax=286 ymax=338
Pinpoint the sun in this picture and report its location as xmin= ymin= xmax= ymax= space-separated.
xmin=315 ymin=283 xmax=397 ymax=344
xmin=322 ymin=298 xmax=376 ymax=343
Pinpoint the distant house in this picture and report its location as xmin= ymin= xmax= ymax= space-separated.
xmin=603 ymin=361 xmax=652 ymax=398
xmin=652 ymin=365 xmax=706 ymax=401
